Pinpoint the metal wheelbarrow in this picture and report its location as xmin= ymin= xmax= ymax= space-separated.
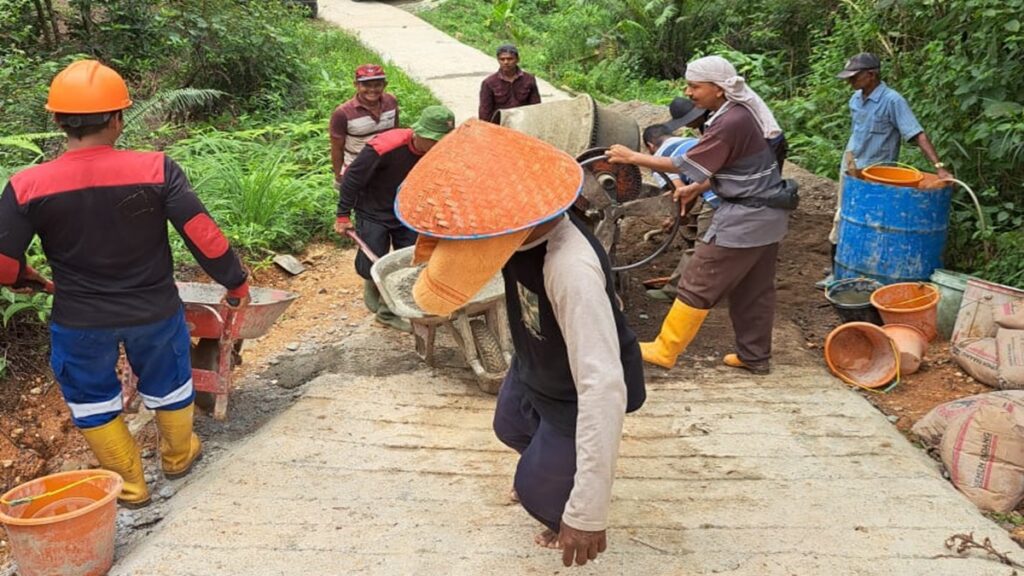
xmin=120 ymin=282 xmax=298 ymax=420
xmin=369 ymin=245 xmax=513 ymax=394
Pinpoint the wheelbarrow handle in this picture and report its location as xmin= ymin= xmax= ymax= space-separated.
xmin=21 ymin=279 xmax=55 ymax=294
xmin=345 ymin=230 xmax=379 ymax=263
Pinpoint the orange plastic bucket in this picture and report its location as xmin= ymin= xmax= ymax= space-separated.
xmin=861 ymin=163 xmax=924 ymax=187
xmin=824 ymin=322 xmax=899 ymax=389
xmin=0 ymin=470 xmax=123 ymax=576
xmin=881 ymin=323 xmax=929 ymax=375
xmin=870 ymin=282 xmax=940 ymax=341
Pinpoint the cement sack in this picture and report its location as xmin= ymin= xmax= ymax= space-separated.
xmin=995 ymin=300 xmax=1024 ymax=330
xmin=952 ymin=337 xmax=999 ymax=387
xmin=998 ymin=329 xmax=1024 ymax=389
xmin=912 ymin=390 xmax=1024 ymax=447
xmin=952 ymin=278 xmax=1024 ymax=343
xmin=941 ymin=403 xmax=1024 ymax=513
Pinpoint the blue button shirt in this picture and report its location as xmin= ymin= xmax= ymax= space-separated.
xmin=845 ymin=82 xmax=924 ymax=169
xmin=653 ymin=137 xmax=721 ymax=208
xmin=652 ymin=137 xmax=699 ymax=187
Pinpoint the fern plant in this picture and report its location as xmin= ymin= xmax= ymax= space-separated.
xmin=121 ymin=88 xmax=226 ymax=145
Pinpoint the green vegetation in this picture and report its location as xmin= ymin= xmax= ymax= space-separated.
xmin=422 ymin=0 xmax=1024 ymax=287
xmin=0 ymin=0 xmax=439 ymax=330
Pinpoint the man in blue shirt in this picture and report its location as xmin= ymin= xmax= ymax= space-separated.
xmin=820 ymin=53 xmax=952 ymax=287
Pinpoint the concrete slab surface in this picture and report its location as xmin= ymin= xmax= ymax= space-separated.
xmin=114 ymin=322 xmax=1020 ymax=575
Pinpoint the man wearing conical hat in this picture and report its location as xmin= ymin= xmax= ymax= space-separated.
xmin=397 ymin=120 xmax=645 ymax=566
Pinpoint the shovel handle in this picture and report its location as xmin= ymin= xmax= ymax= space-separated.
xmin=345 ymin=230 xmax=379 ymax=263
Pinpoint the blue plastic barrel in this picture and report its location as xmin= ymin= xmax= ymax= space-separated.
xmin=834 ymin=173 xmax=953 ymax=284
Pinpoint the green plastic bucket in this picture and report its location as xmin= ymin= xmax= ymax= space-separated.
xmin=930 ymin=268 xmax=971 ymax=340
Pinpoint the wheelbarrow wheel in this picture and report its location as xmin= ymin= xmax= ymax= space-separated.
xmin=470 ymin=318 xmax=506 ymax=395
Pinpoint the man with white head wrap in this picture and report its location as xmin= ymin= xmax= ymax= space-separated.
xmin=684 ymin=55 xmax=788 ymax=168
xmin=607 ymin=54 xmax=796 ymax=375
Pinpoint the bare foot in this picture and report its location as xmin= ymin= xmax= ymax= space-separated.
xmin=534 ymin=528 xmax=561 ymax=549
xmin=509 ymin=488 xmax=519 ymax=503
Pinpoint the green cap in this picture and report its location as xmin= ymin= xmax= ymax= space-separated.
xmin=411 ymin=105 xmax=456 ymax=141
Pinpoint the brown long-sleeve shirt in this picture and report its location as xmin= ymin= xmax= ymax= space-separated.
xmin=478 ymin=69 xmax=541 ymax=123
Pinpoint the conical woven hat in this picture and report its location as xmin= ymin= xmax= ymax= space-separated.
xmin=396 ymin=119 xmax=582 ymax=239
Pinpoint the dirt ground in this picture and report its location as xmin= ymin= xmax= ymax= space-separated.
xmin=0 ymin=105 xmax=1013 ymax=562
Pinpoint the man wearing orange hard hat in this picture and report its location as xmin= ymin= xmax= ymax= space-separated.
xmin=396 ymin=119 xmax=646 ymax=567
xmin=0 ymin=60 xmax=250 ymax=508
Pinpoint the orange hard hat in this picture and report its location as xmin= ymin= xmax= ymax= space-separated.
xmin=45 ymin=60 xmax=133 ymax=114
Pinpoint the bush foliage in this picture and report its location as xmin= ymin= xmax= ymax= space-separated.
xmin=423 ymin=0 xmax=1024 ymax=287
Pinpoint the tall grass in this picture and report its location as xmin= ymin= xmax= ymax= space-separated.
xmin=163 ymin=22 xmax=442 ymax=261
xmin=168 ymin=133 xmax=334 ymax=257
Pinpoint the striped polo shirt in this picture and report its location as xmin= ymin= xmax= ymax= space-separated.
xmin=329 ymin=93 xmax=399 ymax=172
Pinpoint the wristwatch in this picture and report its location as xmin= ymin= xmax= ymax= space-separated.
xmin=933 ymin=162 xmax=946 ymax=169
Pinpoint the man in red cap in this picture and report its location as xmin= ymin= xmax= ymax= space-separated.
xmin=329 ymin=64 xmax=400 ymax=187
xmin=0 ymin=60 xmax=249 ymax=508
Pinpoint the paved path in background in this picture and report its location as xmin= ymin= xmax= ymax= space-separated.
xmin=319 ymin=0 xmax=568 ymax=121
xmin=113 ymin=2 xmax=1021 ymax=574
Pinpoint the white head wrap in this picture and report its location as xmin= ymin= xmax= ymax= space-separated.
xmin=684 ymin=55 xmax=782 ymax=139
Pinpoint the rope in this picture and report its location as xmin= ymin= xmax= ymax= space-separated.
xmin=880 ymin=283 xmax=940 ymax=308
xmin=0 ymin=475 xmax=110 ymax=507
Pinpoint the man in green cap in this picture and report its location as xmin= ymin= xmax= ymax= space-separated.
xmin=335 ymin=105 xmax=455 ymax=330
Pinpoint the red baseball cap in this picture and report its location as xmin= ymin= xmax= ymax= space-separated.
xmin=355 ymin=64 xmax=386 ymax=82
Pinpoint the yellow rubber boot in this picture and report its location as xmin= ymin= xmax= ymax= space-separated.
xmin=156 ymin=403 xmax=203 ymax=480
xmin=640 ymin=300 xmax=709 ymax=368
xmin=80 ymin=416 xmax=151 ymax=508
xmin=723 ymin=353 xmax=770 ymax=375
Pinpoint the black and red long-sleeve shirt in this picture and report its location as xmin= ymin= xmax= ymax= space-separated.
xmin=337 ymin=128 xmax=424 ymax=226
xmin=0 ymin=145 xmax=248 ymax=328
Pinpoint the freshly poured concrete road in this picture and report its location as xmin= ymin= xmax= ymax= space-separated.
xmin=115 ymin=323 xmax=1019 ymax=575
xmin=114 ymin=2 xmax=1021 ymax=574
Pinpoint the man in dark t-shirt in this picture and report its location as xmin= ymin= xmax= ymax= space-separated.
xmin=334 ymin=105 xmax=455 ymax=331
xmin=478 ymin=44 xmax=541 ymax=123
xmin=0 ymin=60 xmax=248 ymax=509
